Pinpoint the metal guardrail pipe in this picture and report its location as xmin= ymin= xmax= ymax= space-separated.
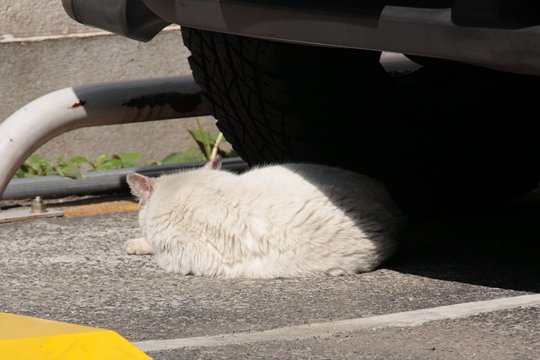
xmin=2 ymin=158 xmax=248 ymax=200
xmin=0 ymin=76 xmax=210 ymax=201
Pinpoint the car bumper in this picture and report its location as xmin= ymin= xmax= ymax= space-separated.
xmin=65 ymin=0 xmax=540 ymax=76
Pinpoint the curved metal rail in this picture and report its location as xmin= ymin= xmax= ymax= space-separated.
xmin=0 ymin=76 xmax=210 ymax=201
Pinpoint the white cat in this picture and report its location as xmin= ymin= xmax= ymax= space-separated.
xmin=125 ymin=158 xmax=402 ymax=278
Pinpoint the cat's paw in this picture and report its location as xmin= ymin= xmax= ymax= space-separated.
xmin=124 ymin=238 xmax=154 ymax=255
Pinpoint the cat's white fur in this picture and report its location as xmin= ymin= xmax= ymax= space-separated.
xmin=125 ymin=160 xmax=401 ymax=278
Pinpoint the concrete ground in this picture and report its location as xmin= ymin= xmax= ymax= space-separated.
xmin=0 ymin=194 xmax=538 ymax=359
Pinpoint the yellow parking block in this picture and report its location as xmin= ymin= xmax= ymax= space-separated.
xmin=0 ymin=313 xmax=150 ymax=359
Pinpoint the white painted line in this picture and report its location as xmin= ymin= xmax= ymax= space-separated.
xmin=0 ymin=31 xmax=111 ymax=43
xmin=134 ymin=294 xmax=540 ymax=353
xmin=0 ymin=25 xmax=180 ymax=44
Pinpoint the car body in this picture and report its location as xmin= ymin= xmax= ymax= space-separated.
xmin=64 ymin=0 xmax=540 ymax=76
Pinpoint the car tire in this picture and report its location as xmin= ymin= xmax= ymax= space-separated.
xmin=181 ymin=28 xmax=539 ymax=211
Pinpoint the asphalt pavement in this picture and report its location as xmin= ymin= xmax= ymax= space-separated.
xmin=0 ymin=193 xmax=538 ymax=359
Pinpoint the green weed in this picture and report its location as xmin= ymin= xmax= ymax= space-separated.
xmin=13 ymin=127 xmax=236 ymax=179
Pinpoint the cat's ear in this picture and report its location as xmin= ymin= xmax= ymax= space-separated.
xmin=126 ymin=173 xmax=155 ymax=201
xmin=203 ymin=156 xmax=222 ymax=170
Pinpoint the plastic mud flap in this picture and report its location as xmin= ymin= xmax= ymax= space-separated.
xmin=62 ymin=0 xmax=170 ymax=41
